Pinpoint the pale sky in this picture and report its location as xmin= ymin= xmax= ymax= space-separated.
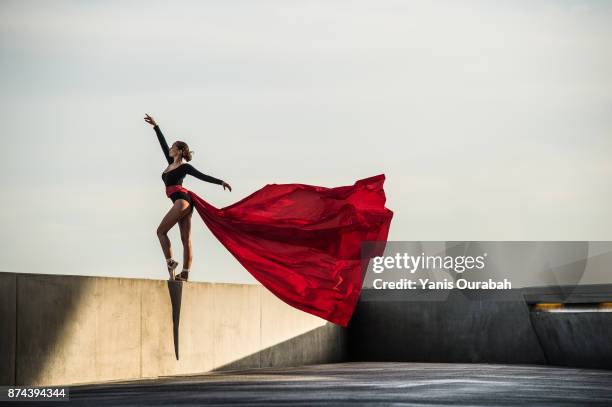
xmin=0 ymin=0 xmax=610 ymax=284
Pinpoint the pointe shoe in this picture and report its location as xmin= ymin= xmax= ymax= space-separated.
xmin=175 ymin=269 xmax=190 ymax=282
xmin=167 ymin=259 xmax=179 ymax=280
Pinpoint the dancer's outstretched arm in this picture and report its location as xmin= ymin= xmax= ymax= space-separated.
xmin=144 ymin=113 xmax=172 ymax=164
xmin=184 ymin=163 xmax=223 ymax=185
xmin=185 ymin=164 xmax=232 ymax=191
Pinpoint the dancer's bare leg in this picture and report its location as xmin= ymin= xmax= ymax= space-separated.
xmin=178 ymin=208 xmax=193 ymax=269
xmin=157 ymin=200 xmax=191 ymax=260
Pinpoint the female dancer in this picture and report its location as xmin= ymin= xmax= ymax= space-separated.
xmin=144 ymin=115 xmax=392 ymax=327
xmin=145 ymin=113 xmax=232 ymax=282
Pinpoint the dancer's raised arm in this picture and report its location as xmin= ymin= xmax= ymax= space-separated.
xmin=144 ymin=113 xmax=172 ymax=164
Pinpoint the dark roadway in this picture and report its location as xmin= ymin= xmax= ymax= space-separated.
xmin=29 ymin=362 xmax=612 ymax=406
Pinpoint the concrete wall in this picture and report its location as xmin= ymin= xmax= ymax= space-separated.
xmin=0 ymin=272 xmax=346 ymax=386
xmin=348 ymin=286 xmax=612 ymax=369
xmin=0 ymin=273 xmax=16 ymax=386
xmin=3 ymin=272 xmax=610 ymax=386
xmin=348 ymin=288 xmax=547 ymax=364
xmin=530 ymin=311 xmax=612 ymax=369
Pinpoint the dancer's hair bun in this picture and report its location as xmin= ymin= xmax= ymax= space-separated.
xmin=176 ymin=141 xmax=193 ymax=161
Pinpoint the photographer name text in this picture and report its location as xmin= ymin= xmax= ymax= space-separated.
xmin=370 ymin=252 xmax=512 ymax=290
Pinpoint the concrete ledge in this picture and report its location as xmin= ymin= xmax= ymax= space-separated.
xmin=522 ymin=283 xmax=612 ymax=304
xmin=0 ymin=272 xmax=346 ymax=386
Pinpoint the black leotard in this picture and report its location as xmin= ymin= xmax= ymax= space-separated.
xmin=154 ymin=124 xmax=224 ymax=212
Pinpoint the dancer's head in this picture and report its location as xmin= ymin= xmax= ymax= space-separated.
xmin=169 ymin=141 xmax=193 ymax=162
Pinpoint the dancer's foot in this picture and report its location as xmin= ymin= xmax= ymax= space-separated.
xmin=166 ymin=258 xmax=179 ymax=280
xmin=175 ymin=268 xmax=190 ymax=282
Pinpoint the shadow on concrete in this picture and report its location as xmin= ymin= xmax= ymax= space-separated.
xmin=166 ymin=281 xmax=183 ymax=360
xmin=16 ymin=274 xmax=97 ymax=386
xmin=211 ymin=323 xmax=347 ymax=372
xmin=0 ymin=273 xmax=16 ymax=385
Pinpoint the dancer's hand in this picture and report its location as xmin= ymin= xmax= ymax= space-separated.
xmin=222 ymin=181 xmax=232 ymax=192
xmin=144 ymin=113 xmax=157 ymax=127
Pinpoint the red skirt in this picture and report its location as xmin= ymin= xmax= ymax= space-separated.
xmin=165 ymin=174 xmax=393 ymax=327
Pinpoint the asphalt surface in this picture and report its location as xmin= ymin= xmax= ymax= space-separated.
xmin=20 ymin=362 xmax=612 ymax=406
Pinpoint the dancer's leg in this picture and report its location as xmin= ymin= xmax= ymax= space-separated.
xmin=178 ymin=207 xmax=193 ymax=269
xmin=157 ymin=200 xmax=191 ymax=260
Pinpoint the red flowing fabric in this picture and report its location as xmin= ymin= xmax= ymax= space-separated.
xmin=165 ymin=174 xmax=393 ymax=327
